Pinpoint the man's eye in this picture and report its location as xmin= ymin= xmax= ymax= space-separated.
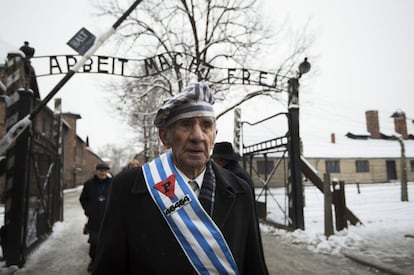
xmin=180 ymin=120 xmax=193 ymax=128
xmin=202 ymin=121 xmax=212 ymax=129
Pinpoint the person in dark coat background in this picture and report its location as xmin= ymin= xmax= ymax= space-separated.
xmin=212 ymin=141 xmax=255 ymax=189
xmin=93 ymin=82 xmax=268 ymax=275
xmin=79 ymin=163 xmax=112 ymax=272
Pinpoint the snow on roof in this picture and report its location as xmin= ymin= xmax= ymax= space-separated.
xmin=0 ymin=39 xmax=19 ymax=65
xmin=302 ymin=134 xmax=414 ymax=158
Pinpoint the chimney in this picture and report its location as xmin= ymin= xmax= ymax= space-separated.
xmin=54 ymin=98 xmax=62 ymax=113
xmin=330 ymin=133 xmax=336 ymax=144
xmin=61 ymin=113 xmax=81 ymax=133
xmin=365 ymin=110 xmax=381 ymax=139
xmin=391 ymin=111 xmax=408 ymax=139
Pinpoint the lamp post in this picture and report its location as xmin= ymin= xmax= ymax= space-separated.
xmin=287 ymin=58 xmax=310 ymax=230
xmin=397 ymin=137 xmax=408 ymax=202
xmin=391 ymin=111 xmax=408 ymax=202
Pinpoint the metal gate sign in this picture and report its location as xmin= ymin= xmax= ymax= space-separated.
xmin=66 ymin=27 xmax=96 ymax=55
xmin=32 ymin=52 xmax=287 ymax=90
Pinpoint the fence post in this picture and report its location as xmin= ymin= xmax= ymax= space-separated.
xmin=53 ymin=98 xmax=64 ymax=222
xmin=287 ymin=77 xmax=304 ymax=230
xmin=356 ymin=180 xmax=361 ymax=194
xmin=323 ymin=173 xmax=334 ymax=237
xmin=4 ymin=89 xmax=34 ymax=267
xmin=333 ymin=180 xmax=348 ymax=231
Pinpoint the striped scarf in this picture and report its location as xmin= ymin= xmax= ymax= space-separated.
xmin=143 ymin=152 xmax=239 ymax=275
xmin=199 ymin=161 xmax=215 ymax=216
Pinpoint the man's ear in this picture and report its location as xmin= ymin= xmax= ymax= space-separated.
xmin=159 ymin=128 xmax=170 ymax=148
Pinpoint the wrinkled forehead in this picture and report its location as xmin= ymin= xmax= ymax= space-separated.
xmin=172 ymin=116 xmax=216 ymax=126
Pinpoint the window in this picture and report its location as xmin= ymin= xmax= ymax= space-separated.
xmin=355 ymin=160 xmax=369 ymax=173
xmin=411 ymin=160 xmax=414 ymax=172
xmin=325 ymin=160 xmax=340 ymax=173
xmin=257 ymin=160 xmax=274 ymax=174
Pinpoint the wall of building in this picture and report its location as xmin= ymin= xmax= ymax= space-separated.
xmin=301 ymin=157 xmax=414 ymax=184
xmin=61 ymin=113 xmax=104 ymax=188
xmin=0 ymin=98 xmax=6 ymax=201
xmin=241 ymin=155 xmax=414 ymax=189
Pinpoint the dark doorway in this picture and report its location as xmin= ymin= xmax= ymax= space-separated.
xmin=386 ymin=160 xmax=397 ymax=180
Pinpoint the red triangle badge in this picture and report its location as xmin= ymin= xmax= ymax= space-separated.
xmin=154 ymin=174 xmax=176 ymax=199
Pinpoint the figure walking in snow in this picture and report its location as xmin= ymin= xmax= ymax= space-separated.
xmin=79 ymin=163 xmax=112 ymax=273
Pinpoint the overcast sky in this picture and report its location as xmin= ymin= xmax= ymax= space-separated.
xmin=1 ymin=0 xmax=413 ymax=153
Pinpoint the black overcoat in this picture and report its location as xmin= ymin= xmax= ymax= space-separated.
xmin=79 ymin=176 xmax=111 ymax=233
xmin=93 ymin=161 xmax=268 ymax=275
xmin=223 ymin=161 xmax=255 ymax=189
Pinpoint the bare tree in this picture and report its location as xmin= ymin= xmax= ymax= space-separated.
xmin=95 ymin=0 xmax=311 ymax=157
xmin=98 ymin=144 xmax=136 ymax=174
xmin=114 ymin=76 xmax=168 ymax=161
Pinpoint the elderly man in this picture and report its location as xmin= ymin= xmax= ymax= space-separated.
xmin=93 ymin=82 xmax=268 ymax=275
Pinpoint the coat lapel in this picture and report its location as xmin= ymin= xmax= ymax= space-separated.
xmin=212 ymin=163 xmax=238 ymax=226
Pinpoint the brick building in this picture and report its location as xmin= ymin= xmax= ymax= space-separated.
xmin=60 ymin=112 xmax=105 ymax=188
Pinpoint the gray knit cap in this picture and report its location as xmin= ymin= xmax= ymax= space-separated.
xmin=154 ymin=82 xmax=215 ymax=128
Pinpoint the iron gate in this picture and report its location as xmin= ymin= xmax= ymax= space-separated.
xmin=0 ymin=53 xmax=63 ymax=267
xmin=241 ymin=112 xmax=293 ymax=229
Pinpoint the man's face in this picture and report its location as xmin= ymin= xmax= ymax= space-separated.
xmin=95 ymin=169 xmax=109 ymax=180
xmin=160 ymin=117 xmax=217 ymax=178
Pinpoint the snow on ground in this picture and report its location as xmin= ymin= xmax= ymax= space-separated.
xmin=260 ymin=181 xmax=414 ymax=259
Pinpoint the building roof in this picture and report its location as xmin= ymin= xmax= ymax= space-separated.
xmin=302 ymin=134 xmax=414 ymax=159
